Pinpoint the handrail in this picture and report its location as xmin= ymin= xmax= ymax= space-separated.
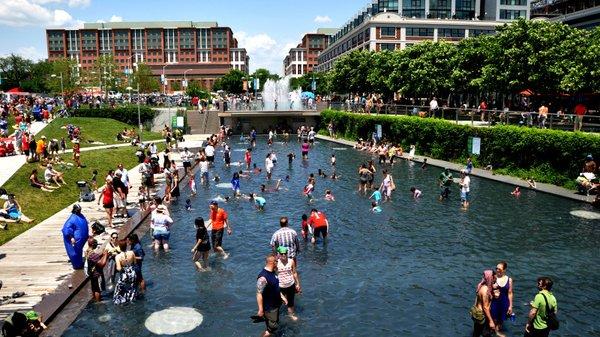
xmin=326 ymin=103 xmax=600 ymax=132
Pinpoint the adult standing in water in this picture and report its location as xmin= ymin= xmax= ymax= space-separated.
xmin=61 ymin=204 xmax=88 ymax=269
xmin=308 ymin=208 xmax=329 ymax=244
xmin=471 ymin=270 xmax=496 ymax=337
xmin=358 ymin=164 xmax=371 ymax=194
xmin=438 ymin=168 xmax=453 ymax=201
xmin=270 ymin=217 xmax=300 ymax=263
xmin=128 ymin=233 xmax=146 ymax=293
xmin=256 ymin=254 xmax=285 ymax=337
xmin=380 ymin=169 xmax=395 ymax=203
xmin=207 ymin=201 xmax=232 ymax=259
xmin=301 ymin=139 xmax=310 ymax=160
xmin=150 ymin=205 xmax=173 ymax=251
xmin=524 ymin=277 xmax=558 ymax=337
xmin=460 ymin=170 xmax=471 ymax=209
xmin=276 ymin=246 xmax=301 ymax=321
xmin=491 ymin=261 xmax=513 ymax=334
xmin=191 ymin=217 xmax=211 ymax=271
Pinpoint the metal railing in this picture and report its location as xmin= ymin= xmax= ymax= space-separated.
xmin=327 ymin=103 xmax=600 ymax=132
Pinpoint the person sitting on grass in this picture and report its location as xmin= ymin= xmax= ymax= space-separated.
xmin=1 ymin=194 xmax=33 ymax=223
xmin=44 ymin=164 xmax=65 ymax=187
xmin=29 ymin=169 xmax=56 ymax=192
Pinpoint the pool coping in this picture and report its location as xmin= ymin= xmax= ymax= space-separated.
xmin=317 ymin=134 xmax=595 ymax=204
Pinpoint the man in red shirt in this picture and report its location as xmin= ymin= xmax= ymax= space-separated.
xmin=574 ymin=103 xmax=587 ymax=132
xmin=207 ymin=201 xmax=233 ymax=259
xmin=308 ymin=208 xmax=329 ymax=244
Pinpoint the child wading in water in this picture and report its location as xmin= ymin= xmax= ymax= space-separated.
xmin=324 ymin=190 xmax=335 ymax=201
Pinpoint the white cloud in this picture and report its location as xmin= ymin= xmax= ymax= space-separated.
xmin=235 ymin=31 xmax=295 ymax=75
xmin=109 ymin=15 xmax=122 ymax=22
xmin=0 ymin=0 xmax=80 ymax=27
xmin=0 ymin=46 xmax=46 ymax=61
xmin=67 ymin=0 xmax=90 ymax=7
xmin=17 ymin=46 xmax=45 ymax=61
xmin=314 ymin=15 xmax=332 ymax=23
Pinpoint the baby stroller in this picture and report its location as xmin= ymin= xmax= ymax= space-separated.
xmin=77 ymin=181 xmax=95 ymax=202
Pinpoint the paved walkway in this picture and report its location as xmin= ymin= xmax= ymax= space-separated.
xmin=0 ymin=138 xmax=164 ymax=188
xmin=317 ymin=135 xmax=594 ymax=203
xmin=0 ymin=122 xmax=48 ymax=187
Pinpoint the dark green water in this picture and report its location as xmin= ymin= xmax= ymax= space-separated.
xmin=65 ymin=137 xmax=600 ymax=337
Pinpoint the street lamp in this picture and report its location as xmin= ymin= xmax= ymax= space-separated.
xmin=183 ymin=69 xmax=193 ymax=88
xmin=51 ymin=73 xmax=64 ymax=106
xmin=126 ymin=84 xmax=143 ymax=143
xmin=162 ymin=63 xmax=174 ymax=95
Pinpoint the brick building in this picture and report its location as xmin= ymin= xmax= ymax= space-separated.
xmin=283 ymin=28 xmax=338 ymax=77
xmin=46 ymin=21 xmax=249 ymax=91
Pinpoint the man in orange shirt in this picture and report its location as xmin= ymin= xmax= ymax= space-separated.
xmin=207 ymin=201 xmax=233 ymax=259
xmin=308 ymin=208 xmax=329 ymax=244
xmin=574 ymin=103 xmax=587 ymax=132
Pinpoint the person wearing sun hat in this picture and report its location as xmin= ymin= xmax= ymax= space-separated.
xmin=276 ymin=246 xmax=301 ymax=321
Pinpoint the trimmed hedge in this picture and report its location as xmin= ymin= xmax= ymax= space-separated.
xmin=71 ymin=106 xmax=156 ymax=125
xmin=321 ymin=110 xmax=600 ymax=185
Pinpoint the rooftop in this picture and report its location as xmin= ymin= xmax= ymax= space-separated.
xmin=316 ymin=28 xmax=339 ymax=35
xmin=81 ymin=21 xmax=219 ymax=30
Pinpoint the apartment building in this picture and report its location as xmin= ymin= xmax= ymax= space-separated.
xmin=46 ymin=21 xmax=249 ymax=91
xmin=316 ymin=0 xmax=531 ymax=72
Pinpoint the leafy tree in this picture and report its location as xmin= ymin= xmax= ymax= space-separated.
xmin=21 ymin=60 xmax=52 ymax=93
xmin=451 ymin=35 xmax=495 ymax=95
xmin=579 ymin=26 xmax=600 ymax=94
xmin=251 ymin=68 xmax=280 ymax=91
xmin=289 ymin=72 xmax=330 ymax=95
xmin=328 ymin=49 xmax=373 ymax=94
xmin=186 ymin=81 xmax=211 ymax=99
xmin=213 ymin=69 xmax=245 ymax=94
xmin=171 ymin=81 xmax=181 ymax=92
xmin=48 ymin=57 xmax=80 ymax=94
xmin=388 ymin=41 xmax=456 ymax=98
xmin=131 ymin=63 xmax=160 ymax=93
xmin=0 ymin=54 xmax=34 ymax=91
xmin=481 ymin=19 xmax=588 ymax=95
xmin=367 ymin=50 xmax=395 ymax=98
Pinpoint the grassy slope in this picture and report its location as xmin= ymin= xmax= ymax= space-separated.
xmin=36 ymin=117 xmax=162 ymax=148
xmin=0 ymin=145 xmax=150 ymax=245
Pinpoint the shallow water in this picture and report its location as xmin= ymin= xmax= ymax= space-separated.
xmin=65 ymin=137 xmax=600 ymax=337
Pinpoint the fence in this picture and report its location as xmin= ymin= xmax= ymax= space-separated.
xmin=326 ymin=103 xmax=600 ymax=132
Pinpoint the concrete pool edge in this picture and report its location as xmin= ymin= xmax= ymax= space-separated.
xmin=316 ymin=134 xmax=595 ymax=204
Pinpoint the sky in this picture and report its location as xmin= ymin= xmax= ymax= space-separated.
xmin=0 ymin=0 xmax=368 ymax=75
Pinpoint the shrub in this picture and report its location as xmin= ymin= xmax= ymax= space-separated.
xmin=71 ymin=107 xmax=156 ymax=125
xmin=321 ymin=110 xmax=600 ymax=186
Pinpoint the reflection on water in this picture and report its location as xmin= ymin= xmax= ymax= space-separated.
xmin=65 ymin=137 xmax=600 ymax=337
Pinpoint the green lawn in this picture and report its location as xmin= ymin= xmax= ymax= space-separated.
xmin=36 ymin=117 xmax=163 ymax=148
xmin=0 ymin=145 xmax=150 ymax=245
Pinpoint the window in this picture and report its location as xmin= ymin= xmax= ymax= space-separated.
xmin=429 ymin=0 xmax=452 ymax=18
xmin=499 ymin=9 xmax=526 ymax=19
xmin=380 ymin=27 xmax=396 ymax=37
xmin=378 ymin=0 xmax=399 ymax=12
xmin=379 ymin=43 xmax=396 ymax=51
xmin=500 ymin=0 xmax=526 ymax=5
xmin=438 ymin=28 xmax=465 ymax=38
xmin=402 ymin=0 xmax=425 ymax=18
xmin=455 ymin=0 xmax=475 ymax=19
xmin=470 ymin=29 xmax=496 ymax=37
xmin=406 ymin=27 xmax=434 ymax=36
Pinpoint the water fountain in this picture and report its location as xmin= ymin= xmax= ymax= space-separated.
xmin=262 ymin=77 xmax=302 ymax=111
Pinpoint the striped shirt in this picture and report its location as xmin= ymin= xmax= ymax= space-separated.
xmin=270 ymin=227 xmax=300 ymax=258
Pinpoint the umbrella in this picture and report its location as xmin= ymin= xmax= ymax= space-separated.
xmin=301 ymin=91 xmax=315 ymax=99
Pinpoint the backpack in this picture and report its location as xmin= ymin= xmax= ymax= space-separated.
xmin=80 ymin=192 xmax=95 ymax=202
xmin=540 ymin=293 xmax=559 ymax=330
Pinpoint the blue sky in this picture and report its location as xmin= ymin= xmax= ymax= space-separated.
xmin=0 ymin=0 xmax=367 ymax=74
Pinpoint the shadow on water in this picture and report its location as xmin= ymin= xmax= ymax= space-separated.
xmin=64 ymin=137 xmax=600 ymax=337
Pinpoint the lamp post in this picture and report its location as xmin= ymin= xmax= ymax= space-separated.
xmin=162 ymin=63 xmax=174 ymax=95
xmin=51 ymin=73 xmax=64 ymax=106
xmin=183 ymin=69 xmax=193 ymax=89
